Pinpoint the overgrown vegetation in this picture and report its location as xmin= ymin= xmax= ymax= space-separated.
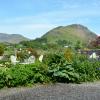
xmin=0 ymin=62 xmax=50 ymax=88
xmin=0 ymin=24 xmax=100 ymax=90
xmin=45 ymin=53 xmax=79 ymax=83
xmin=0 ymin=49 xmax=100 ymax=89
xmin=72 ymin=53 xmax=100 ymax=82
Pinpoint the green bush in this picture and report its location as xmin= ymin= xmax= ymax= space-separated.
xmin=0 ymin=62 xmax=50 ymax=88
xmin=64 ymin=48 xmax=73 ymax=62
xmin=0 ymin=43 xmax=4 ymax=56
xmin=45 ymin=53 xmax=79 ymax=83
xmin=94 ymin=61 xmax=100 ymax=79
xmin=75 ymin=54 xmax=88 ymax=62
xmin=5 ymin=65 xmax=33 ymax=87
xmin=72 ymin=54 xmax=100 ymax=82
xmin=0 ymin=68 xmax=6 ymax=88
xmin=0 ymin=52 xmax=100 ymax=89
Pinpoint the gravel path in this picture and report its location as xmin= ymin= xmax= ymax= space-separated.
xmin=0 ymin=82 xmax=100 ymax=100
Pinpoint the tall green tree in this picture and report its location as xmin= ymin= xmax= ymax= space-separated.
xmin=0 ymin=43 xmax=5 ymax=56
xmin=75 ymin=40 xmax=82 ymax=50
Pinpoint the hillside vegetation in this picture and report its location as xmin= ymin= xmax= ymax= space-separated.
xmin=42 ymin=24 xmax=97 ymax=44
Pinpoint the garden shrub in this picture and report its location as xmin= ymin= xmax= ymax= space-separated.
xmin=5 ymin=64 xmax=33 ymax=87
xmin=0 ymin=62 xmax=50 ymax=88
xmin=17 ymin=50 xmax=29 ymax=62
xmin=45 ymin=53 xmax=79 ymax=83
xmin=28 ymin=62 xmax=50 ymax=83
xmin=0 ymin=43 xmax=4 ymax=56
xmin=0 ymin=61 xmax=11 ymax=67
xmin=72 ymin=54 xmax=100 ymax=82
xmin=27 ymin=48 xmax=39 ymax=58
xmin=94 ymin=61 xmax=100 ymax=79
xmin=0 ymin=51 xmax=100 ymax=89
xmin=0 ymin=68 xmax=6 ymax=88
xmin=64 ymin=48 xmax=73 ymax=62
xmin=75 ymin=53 xmax=88 ymax=62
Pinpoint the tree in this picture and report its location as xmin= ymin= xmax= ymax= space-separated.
xmin=74 ymin=41 xmax=82 ymax=50
xmin=0 ymin=43 xmax=5 ymax=56
xmin=88 ymin=36 xmax=100 ymax=49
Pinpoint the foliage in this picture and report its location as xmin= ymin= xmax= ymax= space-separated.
xmin=20 ymin=38 xmax=47 ymax=50
xmin=17 ymin=50 xmax=29 ymax=62
xmin=56 ymin=40 xmax=72 ymax=47
xmin=0 ymin=62 xmax=50 ymax=88
xmin=27 ymin=48 xmax=38 ymax=58
xmin=74 ymin=53 xmax=88 ymax=62
xmin=0 ymin=50 xmax=100 ymax=89
xmin=88 ymin=36 xmax=100 ymax=49
xmin=0 ymin=61 xmax=11 ymax=67
xmin=64 ymin=48 xmax=73 ymax=62
xmin=16 ymin=48 xmax=38 ymax=62
xmin=74 ymin=40 xmax=82 ymax=50
xmin=42 ymin=24 xmax=96 ymax=46
xmin=72 ymin=54 xmax=100 ymax=82
xmin=45 ymin=53 xmax=79 ymax=83
xmin=0 ymin=43 xmax=5 ymax=56
xmin=0 ymin=68 xmax=6 ymax=88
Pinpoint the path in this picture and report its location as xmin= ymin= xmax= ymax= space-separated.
xmin=0 ymin=82 xmax=100 ymax=100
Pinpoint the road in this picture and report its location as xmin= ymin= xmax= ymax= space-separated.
xmin=0 ymin=82 xmax=100 ymax=100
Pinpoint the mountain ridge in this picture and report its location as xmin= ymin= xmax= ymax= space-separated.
xmin=0 ymin=24 xmax=98 ymax=44
xmin=42 ymin=24 xmax=97 ymax=44
xmin=0 ymin=33 xmax=29 ymax=44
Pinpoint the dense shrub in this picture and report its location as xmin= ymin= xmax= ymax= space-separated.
xmin=93 ymin=61 xmax=100 ymax=79
xmin=0 ymin=52 xmax=100 ymax=89
xmin=0 ymin=43 xmax=4 ymax=56
xmin=72 ymin=54 xmax=100 ymax=82
xmin=45 ymin=53 xmax=79 ymax=83
xmin=0 ymin=68 xmax=6 ymax=88
xmin=0 ymin=62 xmax=50 ymax=88
xmin=64 ymin=48 xmax=73 ymax=62
xmin=17 ymin=51 xmax=28 ymax=62
xmin=74 ymin=53 xmax=88 ymax=62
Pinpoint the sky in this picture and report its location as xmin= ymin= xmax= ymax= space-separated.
xmin=0 ymin=0 xmax=100 ymax=39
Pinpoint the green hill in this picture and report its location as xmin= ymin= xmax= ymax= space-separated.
xmin=42 ymin=24 xmax=97 ymax=44
xmin=0 ymin=33 xmax=29 ymax=44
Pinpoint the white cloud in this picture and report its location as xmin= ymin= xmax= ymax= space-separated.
xmin=0 ymin=24 xmax=56 ymax=39
xmin=0 ymin=1 xmax=100 ymax=39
